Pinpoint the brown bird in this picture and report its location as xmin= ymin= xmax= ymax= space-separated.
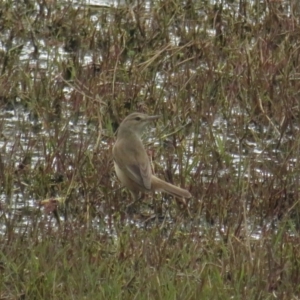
xmin=113 ymin=112 xmax=192 ymax=202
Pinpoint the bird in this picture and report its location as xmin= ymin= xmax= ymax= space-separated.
xmin=112 ymin=112 xmax=192 ymax=203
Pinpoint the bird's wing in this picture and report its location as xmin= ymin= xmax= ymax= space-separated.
xmin=127 ymin=156 xmax=151 ymax=190
xmin=113 ymin=139 xmax=152 ymax=190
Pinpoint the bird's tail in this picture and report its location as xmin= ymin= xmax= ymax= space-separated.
xmin=152 ymin=176 xmax=192 ymax=199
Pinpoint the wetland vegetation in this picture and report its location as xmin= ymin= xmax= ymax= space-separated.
xmin=1 ymin=0 xmax=300 ymax=299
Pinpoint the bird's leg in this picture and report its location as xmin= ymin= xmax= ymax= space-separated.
xmin=125 ymin=191 xmax=143 ymax=213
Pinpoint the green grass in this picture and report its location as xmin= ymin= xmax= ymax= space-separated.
xmin=2 ymin=222 xmax=299 ymax=299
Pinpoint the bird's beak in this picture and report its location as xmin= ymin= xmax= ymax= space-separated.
xmin=146 ymin=115 xmax=161 ymax=121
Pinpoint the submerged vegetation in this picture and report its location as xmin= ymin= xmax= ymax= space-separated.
xmin=1 ymin=0 xmax=300 ymax=298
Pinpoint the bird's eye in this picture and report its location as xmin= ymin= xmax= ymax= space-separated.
xmin=135 ymin=117 xmax=141 ymax=121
